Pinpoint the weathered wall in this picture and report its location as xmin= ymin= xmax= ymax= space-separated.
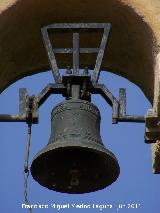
xmin=0 ymin=0 xmax=160 ymax=172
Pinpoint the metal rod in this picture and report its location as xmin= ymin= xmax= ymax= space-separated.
xmin=0 ymin=114 xmax=26 ymax=122
xmin=44 ymin=23 xmax=108 ymax=30
xmin=19 ymin=88 xmax=28 ymax=116
xmin=91 ymin=84 xmax=119 ymax=107
xmin=37 ymin=83 xmax=66 ymax=107
xmin=112 ymin=99 xmax=119 ymax=124
xmin=118 ymin=116 xmax=145 ymax=123
xmin=73 ymin=33 xmax=79 ymax=75
xmin=92 ymin=24 xmax=111 ymax=83
xmin=119 ymin=88 xmax=126 ymax=116
xmin=71 ymin=85 xmax=80 ymax=99
xmin=41 ymin=28 xmax=61 ymax=83
xmin=54 ymin=48 xmax=99 ymax=54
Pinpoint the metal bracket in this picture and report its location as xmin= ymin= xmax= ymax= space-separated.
xmin=117 ymin=88 xmax=145 ymax=123
xmin=91 ymin=84 xmax=145 ymax=124
xmin=0 ymin=88 xmax=38 ymax=123
xmin=41 ymin=23 xmax=111 ymax=84
xmin=37 ymin=83 xmax=66 ymax=107
xmin=0 ymin=84 xmax=67 ymax=123
xmin=91 ymin=83 xmax=119 ymax=124
xmin=145 ymin=108 xmax=160 ymax=143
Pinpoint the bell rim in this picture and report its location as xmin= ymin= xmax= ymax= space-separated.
xmin=31 ymin=140 xmax=120 ymax=194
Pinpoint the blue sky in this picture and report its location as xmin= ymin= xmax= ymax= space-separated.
xmin=0 ymin=71 xmax=159 ymax=213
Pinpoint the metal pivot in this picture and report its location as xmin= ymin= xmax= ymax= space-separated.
xmin=0 ymin=80 xmax=145 ymax=125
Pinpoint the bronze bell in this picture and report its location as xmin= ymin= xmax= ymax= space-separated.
xmin=31 ymin=99 xmax=120 ymax=193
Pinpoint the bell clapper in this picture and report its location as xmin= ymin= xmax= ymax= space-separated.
xmin=69 ymin=165 xmax=81 ymax=188
xmin=70 ymin=172 xmax=80 ymax=187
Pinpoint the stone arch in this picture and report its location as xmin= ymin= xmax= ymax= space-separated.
xmin=0 ymin=0 xmax=160 ymax=172
xmin=0 ymin=0 xmax=159 ymax=102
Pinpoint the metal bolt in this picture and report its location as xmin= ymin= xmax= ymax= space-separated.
xmin=66 ymin=66 xmax=72 ymax=75
xmin=83 ymin=67 xmax=89 ymax=75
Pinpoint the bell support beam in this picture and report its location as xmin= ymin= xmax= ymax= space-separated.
xmin=0 ymin=80 xmax=145 ymax=124
xmin=1 ymin=79 xmax=154 ymax=146
xmin=0 ymin=114 xmax=27 ymax=122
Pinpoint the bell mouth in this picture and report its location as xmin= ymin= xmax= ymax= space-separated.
xmin=31 ymin=143 xmax=120 ymax=194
